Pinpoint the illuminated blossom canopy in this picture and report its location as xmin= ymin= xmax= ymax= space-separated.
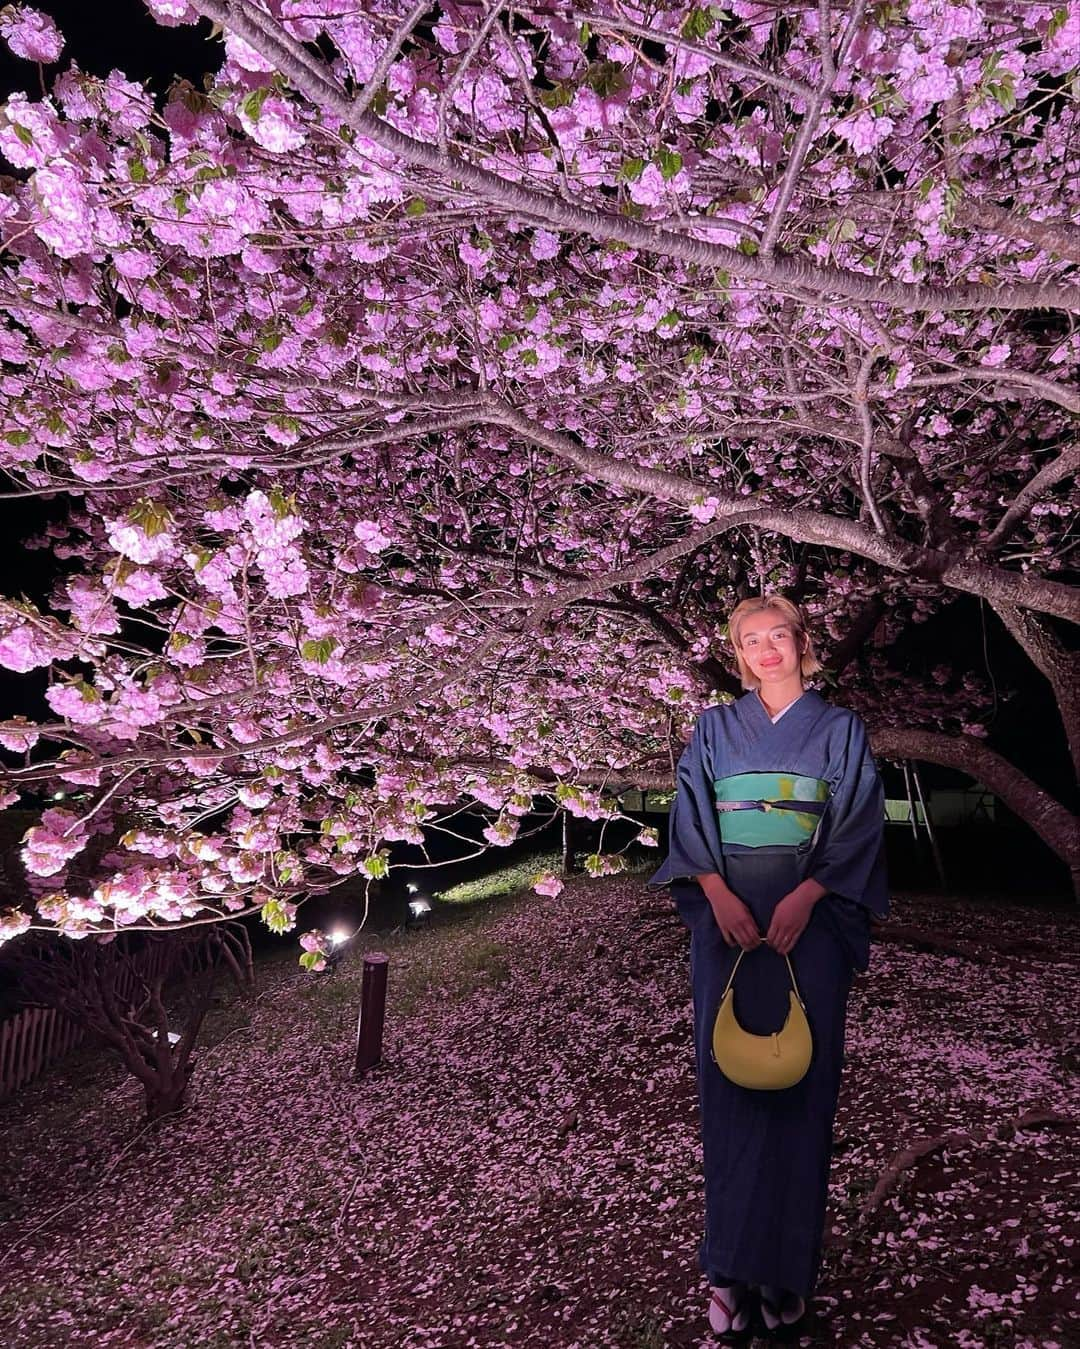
xmin=0 ymin=0 xmax=1077 ymax=950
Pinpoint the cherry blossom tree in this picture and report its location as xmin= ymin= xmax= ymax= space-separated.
xmin=0 ymin=0 xmax=1077 ymax=955
xmin=3 ymin=921 xmax=255 ymax=1118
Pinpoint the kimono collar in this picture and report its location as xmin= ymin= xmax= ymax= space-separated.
xmin=757 ymin=690 xmax=803 ymax=723
xmin=739 ymin=687 xmax=826 ymax=731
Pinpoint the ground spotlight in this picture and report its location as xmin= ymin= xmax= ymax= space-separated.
xmin=325 ymin=927 xmax=351 ymax=973
xmin=407 ymin=896 xmax=432 ymax=927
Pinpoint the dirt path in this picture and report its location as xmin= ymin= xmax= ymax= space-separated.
xmin=0 ymin=878 xmax=1077 ymax=1347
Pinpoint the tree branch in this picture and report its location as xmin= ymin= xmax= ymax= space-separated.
xmin=984 ymin=442 xmax=1079 ymax=550
xmin=193 ymin=1 xmax=1080 ymax=313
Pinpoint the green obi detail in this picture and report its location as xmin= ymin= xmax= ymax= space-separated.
xmin=713 ymin=772 xmax=830 ymax=847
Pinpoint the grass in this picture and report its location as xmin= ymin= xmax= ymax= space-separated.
xmin=433 ymin=848 xmax=654 ymax=906
xmin=433 ymin=851 xmax=564 ymax=905
xmin=274 ymin=851 xmax=656 ymax=1021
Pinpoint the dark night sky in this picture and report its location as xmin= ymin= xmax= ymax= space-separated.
xmin=0 ymin=0 xmax=216 ymax=102
xmin=0 ymin=3 xmax=1076 ymax=827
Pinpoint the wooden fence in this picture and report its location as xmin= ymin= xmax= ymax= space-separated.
xmin=0 ymin=943 xmax=173 ymax=1103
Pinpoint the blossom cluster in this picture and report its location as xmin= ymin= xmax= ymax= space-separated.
xmin=0 ymin=0 xmax=1075 ymax=949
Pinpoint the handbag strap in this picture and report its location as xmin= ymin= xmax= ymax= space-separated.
xmin=721 ymin=947 xmax=806 ymax=1008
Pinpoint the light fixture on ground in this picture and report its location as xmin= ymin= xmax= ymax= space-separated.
xmin=326 ymin=927 xmax=351 ymax=973
xmin=407 ymin=896 xmax=431 ymax=927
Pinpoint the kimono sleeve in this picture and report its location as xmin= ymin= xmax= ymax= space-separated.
xmin=647 ymin=711 xmax=727 ymax=888
xmin=809 ymin=712 xmax=889 ymax=918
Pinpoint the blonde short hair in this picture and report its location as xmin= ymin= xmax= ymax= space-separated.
xmin=727 ymin=594 xmax=823 ymax=691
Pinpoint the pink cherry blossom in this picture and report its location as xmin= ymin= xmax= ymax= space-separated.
xmin=0 ymin=4 xmax=63 ymax=63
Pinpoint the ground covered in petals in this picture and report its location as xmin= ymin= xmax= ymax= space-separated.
xmin=1 ymin=878 xmax=1077 ymax=1348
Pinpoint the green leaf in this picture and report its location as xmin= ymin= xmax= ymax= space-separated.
xmin=128 ymin=498 xmax=173 ymax=537
xmin=361 ymin=853 xmax=389 ymax=879
xmin=13 ymin=123 xmax=33 ymax=146
xmin=681 ymin=6 xmax=712 ymax=39
xmin=299 ymin=951 xmax=322 ymax=972
xmin=241 ymin=86 xmax=272 ymax=122
xmin=1047 ymin=7 xmax=1069 ymax=38
xmin=129 ymin=159 xmax=147 ymax=183
xmin=300 ymin=636 xmax=337 ymax=664
xmin=405 ymin=197 xmax=427 ymax=217
xmin=261 ymin=899 xmax=291 ymax=935
xmin=617 ymin=157 xmax=646 ymax=182
xmin=656 ymin=149 xmax=683 ymax=181
xmin=269 ymin=484 xmax=294 ymax=518
xmin=539 ymin=82 xmax=573 ymax=110
xmin=942 ymin=179 xmax=964 ymax=226
xmin=988 ymin=77 xmax=1016 ymax=111
xmin=520 ymin=348 xmax=539 ymax=367
xmin=4 ymin=429 xmax=31 ymax=446
xmin=584 ymin=60 xmax=627 ymax=98
xmin=496 ymin=334 xmax=515 ymax=352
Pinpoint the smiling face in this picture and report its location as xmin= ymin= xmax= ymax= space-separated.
xmin=735 ymin=608 xmax=806 ymax=688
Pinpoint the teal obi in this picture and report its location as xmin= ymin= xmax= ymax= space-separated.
xmin=713 ymin=772 xmax=829 ymax=847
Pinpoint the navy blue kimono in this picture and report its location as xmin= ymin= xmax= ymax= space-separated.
xmin=649 ymin=689 xmax=888 ymax=1298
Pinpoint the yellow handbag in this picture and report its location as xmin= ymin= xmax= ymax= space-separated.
xmin=711 ymin=948 xmax=813 ymax=1090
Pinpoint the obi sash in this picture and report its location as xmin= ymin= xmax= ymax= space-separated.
xmin=713 ymin=772 xmax=829 ymax=847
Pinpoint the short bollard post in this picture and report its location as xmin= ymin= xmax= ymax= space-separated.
xmin=354 ymin=952 xmax=389 ymax=1077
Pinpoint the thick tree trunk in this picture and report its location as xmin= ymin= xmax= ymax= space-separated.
xmin=142 ymin=1056 xmax=196 ymax=1122
xmin=992 ymin=603 xmax=1080 ymax=790
xmin=3 ymin=925 xmax=253 ymax=1118
xmin=870 ymin=728 xmax=1079 ymax=897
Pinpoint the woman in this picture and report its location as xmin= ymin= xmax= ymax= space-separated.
xmin=648 ymin=594 xmax=889 ymax=1342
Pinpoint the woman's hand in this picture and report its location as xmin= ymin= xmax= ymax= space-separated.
xmin=766 ymin=880 xmax=826 ymax=955
xmin=698 ymin=875 xmax=762 ymax=950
